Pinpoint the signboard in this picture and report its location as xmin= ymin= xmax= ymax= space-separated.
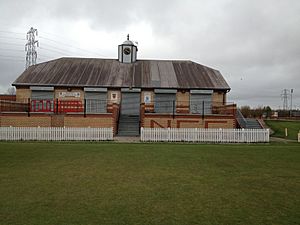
xmin=111 ymin=91 xmax=118 ymax=103
xmin=144 ymin=92 xmax=151 ymax=104
xmin=59 ymin=92 xmax=81 ymax=98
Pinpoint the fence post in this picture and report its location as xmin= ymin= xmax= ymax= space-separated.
xmin=84 ymin=99 xmax=86 ymax=117
xmin=141 ymin=127 xmax=144 ymax=141
xmin=56 ymin=99 xmax=59 ymax=114
xmin=241 ymin=129 xmax=244 ymax=143
xmin=27 ymin=98 xmax=31 ymax=117
xmin=172 ymin=100 xmax=175 ymax=119
xmin=202 ymin=101 xmax=205 ymax=120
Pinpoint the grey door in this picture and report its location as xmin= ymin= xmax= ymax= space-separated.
xmin=85 ymin=92 xmax=107 ymax=113
xmin=121 ymin=92 xmax=140 ymax=115
xmin=190 ymin=94 xmax=212 ymax=114
xmin=154 ymin=93 xmax=176 ymax=113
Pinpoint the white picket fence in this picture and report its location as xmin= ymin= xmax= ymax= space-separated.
xmin=141 ymin=128 xmax=270 ymax=143
xmin=0 ymin=127 xmax=113 ymax=141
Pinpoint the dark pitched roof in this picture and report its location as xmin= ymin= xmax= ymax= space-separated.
xmin=13 ymin=58 xmax=230 ymax=90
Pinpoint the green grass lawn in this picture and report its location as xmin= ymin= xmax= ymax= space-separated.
xmin=265 ymin=120 xmax=300 ymax=140
xmin=0 ymin=142 xmax=299 ymax=225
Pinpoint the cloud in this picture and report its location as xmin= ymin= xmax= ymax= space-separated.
xmin=0 ymin=0 xmax=299 ymax=108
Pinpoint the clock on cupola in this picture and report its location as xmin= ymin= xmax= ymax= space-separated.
xmin=118 ymin=34 xmax=138 ymax=63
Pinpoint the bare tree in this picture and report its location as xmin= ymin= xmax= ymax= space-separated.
xmin=240 ymin=105 xmax=251 ymax=118
xmin=6 ymin=87 xmax=16 ymax=95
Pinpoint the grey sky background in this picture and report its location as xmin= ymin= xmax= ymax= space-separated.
xmin=0 ymin=0 xmax=299 ymax=109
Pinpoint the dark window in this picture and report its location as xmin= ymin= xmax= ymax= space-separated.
xmin=155 ymin=93 xmax=176 ymax=113
xmin=190 ymin=94 xmax=212 ymax=114
xmin=85 ymin=92 xmax=107 ymax=113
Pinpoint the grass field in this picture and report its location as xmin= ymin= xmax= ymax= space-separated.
xmin=265 ymin=120 xmax=300 ymax=140
xmin=0 ymin=142 xmax=299 ymax=225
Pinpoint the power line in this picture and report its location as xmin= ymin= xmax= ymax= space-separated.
xmin=0 ymin=48 xmax=24 ymax=52
xmin=0 ymin=55 xmax=24 ymax=62
xmin=41 ymin=42 xmax=76 ymax=54
xmin=0 ymin=41 xmax=25 ymax=47
xmin=0 ymin=28 xmax=110 ymax=63
xmin=39 ymin=36 xmax=107 ymax=57
xmin=0 ymin=35 xmax=25 ymax=40
xmin=0 ymin=54 xmax=24 ymax=59
xmin=0 ymin=30 xmax=24 ymax=35
xmin=40 ymin=42 xmax=99 ymax=57
xmin=0 ymin=26 xmax=109 ymax=55
xmin=39 ymin=46 xmax=72 ymax=56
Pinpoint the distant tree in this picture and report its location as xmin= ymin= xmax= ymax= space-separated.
xmin=252 ymin=106 xmax=264 ymax=118
xmin=6 ymin=87 xmax=16 ymax=95
xmin=240 ymin=105 xmax=272 ymax=118
xmin=240 ymin=105 xmax=251 ymax=118
xmin=263 ymin=106 xmax=272 ymax=118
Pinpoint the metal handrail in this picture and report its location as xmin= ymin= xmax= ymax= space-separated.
xmin=236 ymin=109 xmax=247 ymax=128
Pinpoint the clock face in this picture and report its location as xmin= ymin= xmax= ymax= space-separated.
xmin=123 ymin=47 xmax=131 ymax=55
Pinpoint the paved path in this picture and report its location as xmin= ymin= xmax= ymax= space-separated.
xmin=114 ymin=136 xmax=141 ymax=143
xmin=269 ymin=137 xmax=298 ymax=143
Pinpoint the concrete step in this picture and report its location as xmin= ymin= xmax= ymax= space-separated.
xmin=245 ymin=118 xmax=262 ymax=129
xmin=119 ymin=119 xmax=139 ymax=122
xmin=118 ymin=126 xmax=140 ymax=130
xmin=117 ymin=131 xmax=140 ymax=136
xmin=119 ymin=123 xmax=139 ymax=127
xmin=114 ymin=136 xmax=140 ymax=142
xmin=118 ymin=115 xmax=140 ymax=136
xmin=119 ymin=115 xmax=139 ymax=119
xmin=119 ymin=131 xmax=139 ymax=134
xmin=118 ymin=125 xmax=139 ymax=129
xmin=118 ymin=121 xmax=139 ymax=125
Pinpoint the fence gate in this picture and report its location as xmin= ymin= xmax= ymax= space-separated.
xmin=121 ymin=92 xmax=140 ymax=115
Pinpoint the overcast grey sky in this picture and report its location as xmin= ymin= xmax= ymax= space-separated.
xmin=0 ymin=0 xmax=299 ymax=109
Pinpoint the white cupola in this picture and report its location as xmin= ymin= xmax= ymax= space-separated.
xmin=118 ymin=34 xmax=138 ymax=63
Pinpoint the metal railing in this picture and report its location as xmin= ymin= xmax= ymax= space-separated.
xmin=0 ymin=99 xmax=109 ymax=115
xmin=144 ymin=100 xmax=236 ymax=116
xmin=1 ymin=99 xmax=236 ymax=117
xmin=236 ymin=109 xmax=247 ymax=128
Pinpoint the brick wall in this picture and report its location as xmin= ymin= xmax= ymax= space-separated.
xmin=64 ymin=114 xmax=113 ymax=128
xmin=112 ymin=104 xmax=120 ymax=135
xmin=51 ymin=115 xmax=64 ymax=127
xmin=142 ymin=114 xmax=235 ymax=129
xmin=16 ymin=88 xmax=31 ymax=102
xmin=212 ymin=91 xmax=225 ymax=105
xmin=176 ymin=91 xmax=190 ymax=113
xmin=0 ymin=114 xmax=51 ymax=127
xmin=0 ymin=95 xmax=16 ymax=101
xmin=1 ymin=113 xmax=115 ymax=129
xmin=176 ymin=90 xmax=189 ymax=102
